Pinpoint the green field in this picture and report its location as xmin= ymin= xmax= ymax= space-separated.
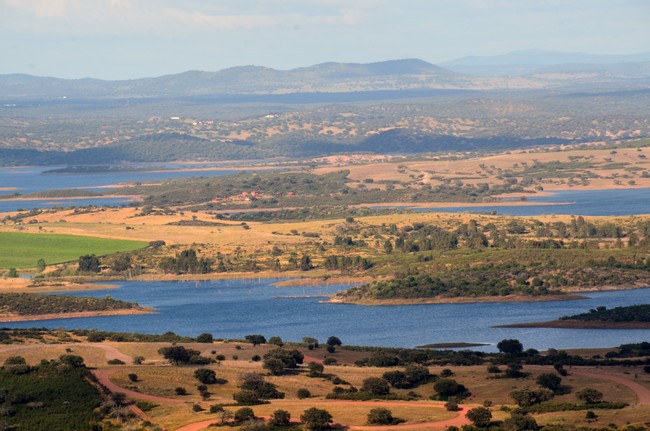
xmin=0 ymin=231 xmax=148 ymax=269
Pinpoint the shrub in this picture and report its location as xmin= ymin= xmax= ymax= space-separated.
xmin=133 ymin=356 xmax=145 ymax=365
xmin=445 ymin=398 xmax=460 ymax=411
xmin=269 ymin=409 xmax=291 ymax=426
xmin=234 ymin=407 xmax=256 ymax=422
xmin=361 ymin=377 xmax=390 ymax=396
xmin=194 ymin=368 xmax=217 ymax=384
xmin=196 ymin=333 xmax=214 ymax=343
xmin=440 ymin=368 xmax=454 ymax=377
xmin=323 ymin=357 xmax=337 ymax=365
xmin=466 ymin=406 xmax=492 ymax=427
xmin=175 ymin=387 xmax=187 ymax=396
xmin=367 ymin=407 xmax=394 ymax=425
xmin=127 ymin=373 xmax=138 ymax=382
xmin=192 ymin=404 xmax=203 ymax=412
xmin=301 ymin=407 xmax=332 ymax=430
xmin=576 ymin=388 xmax=604 ymax=404
xmin=433 ymin=378 xmax=468 ymax=400
xmin=297 ymin=388 xmax=311 ymax=399
xmin=308 ymin=362 xmax=325 ymax=377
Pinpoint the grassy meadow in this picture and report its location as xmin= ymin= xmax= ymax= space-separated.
xmin=0 ymin=231 xmax=148 ymax=269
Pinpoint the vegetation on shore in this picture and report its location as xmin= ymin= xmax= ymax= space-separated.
xmin=0 ymin=292 xmax=145 ymax=317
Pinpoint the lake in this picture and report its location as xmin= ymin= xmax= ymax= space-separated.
xmin=0 ymin=165 xmax=239 ymax=212
xmin=4 ymin=279 xmax=650 ymax=352
xmin=413 ymin=188 xmax=650 ymax=216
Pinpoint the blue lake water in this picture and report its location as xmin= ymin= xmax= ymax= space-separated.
xmin=5 ymin=279 xmax=650 ymax=352
xmin=0 ymin=165 xmax=239 ymax=212
xmin=413 ymin=188 xmax=650 ymax=216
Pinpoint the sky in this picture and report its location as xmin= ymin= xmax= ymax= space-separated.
xmin=1 ymin=0 xmax=649 ymax=80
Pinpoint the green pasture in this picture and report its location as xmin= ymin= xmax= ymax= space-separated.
xmin=0 ymin=231 xmax=147 ymax=269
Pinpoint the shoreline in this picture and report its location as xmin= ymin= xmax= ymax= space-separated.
xmin=0 ymin=307 xmax=155 ymax=323
xmin=495 ymin=319 xmax=650 ymax=329
xmin=327 ymin=293 xmax=588 ymax=306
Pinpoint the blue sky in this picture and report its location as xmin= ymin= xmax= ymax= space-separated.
xmin=1 ymin=0 xmax=648 ymax=79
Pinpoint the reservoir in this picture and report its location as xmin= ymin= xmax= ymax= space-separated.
xmin=4 ymin=278 xmax=650 ymax=352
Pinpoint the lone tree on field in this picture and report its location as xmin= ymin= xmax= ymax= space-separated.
xmin=301 ymin=407 xmax=333 ymax=430
xmin=245 ymin=334 xmax=266 ymax=346
xmin=497 ymin=339 xmax=523 ymax=355
xmin=466 ymin=407 xmax=492 ymax=427
xmin=577 ymin=388 xmax=604 ymax=404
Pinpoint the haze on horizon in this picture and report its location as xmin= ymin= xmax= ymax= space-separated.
xmin=1 ymin=0 xmax=649 ymax=80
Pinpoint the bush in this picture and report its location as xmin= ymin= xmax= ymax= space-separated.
xmin=361 ymin=377 xmax=390 ymax=396
xmin=536 ymin=373 xmax=562 ymax=393
xmin=234 ymin=407 xmax=256 ymax=422
xmin=323 ymin=357 xmax=337 ymax=365
xmin=251 ymin=355 xmax=261 ymax=362
xmin=440 ymin=368 xmax=454 ymax=377
xmin=367 ymin=407 xmax=394 ymax=425
xmin=269 ymin=409 xmax=291 ymax=426
xmin=445 ymin=398 xmax=460 ymax=411
xmin=301 ymin=407 xmax=332 ymax=430
xmin=466 ymin=406 xmax=492 ymax=427
xmin=297 ymin=388 xmax=311 ymax=399
xmin=308 ymin=362 xmax=325 ymax=377
xmin=576 ymin=388 xmax=604 ymax=404
xmin=107 ymin=359 xmax=125 ymax=365
xmin=196 ymin=333 xmax=214 ymax=343
xmin=194 ymin=368 xmax=217 ymax=384
xmin=175 ymin=387 xmax=187 ymax=396
xmin=127 ymin=373 xmax=138 ymax=382
xmin=433 ymin=378 xmax=468 ymax=400
xmin=192 ymin=404 xmax=203 ymax=412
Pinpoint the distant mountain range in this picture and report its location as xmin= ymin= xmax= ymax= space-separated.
xmin=1 ymin=52 xmax=650 ymax=100
xmin=442 ymin=49 xmax=650 ymax=77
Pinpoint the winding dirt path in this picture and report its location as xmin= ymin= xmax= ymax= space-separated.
xmin=92 ymin=368 xmax=185 ymax=404
xmin=572 ymin=368 xmax=650 ymax=405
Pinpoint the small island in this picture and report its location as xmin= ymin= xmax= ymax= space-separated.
xmin=496 ymin=304 xmax=650 ymax=329
xmin=0 ymin=292 xmax=152 ymax=322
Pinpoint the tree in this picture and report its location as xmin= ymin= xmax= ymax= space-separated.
xmin=36 ymin=259 xmax=46 ymax=272
xmin=194 ymin=368 xmax=217 ymax=384
xmin=301 ymin=407 xmax=332 ymax=430
xmin=433 ymin=378 xmax=468 ymax=400
xmin=367 ymin=407 xmax=394 ymax=425
xmin=158 ymin=345 xmax=201 ymax=365
xmin=383 ymin=370 xmax=407 ymax=388
xmin=245 ymin=334 xmax=266 ymax=346
xmin=497 ymin=339 xmax=524 ymax=355
xmin=78 ymin=254 xmax=100 ymax=273
xmin=110 ymin=254 xmax=132 ymax=272
xmin=361 ymin=377 xmax=390 ymax=396
xmin=576 ymin=388 xmax=604 ymax=404
xmin=239 ymin=373 xmax=284 ymax=399
xmin=297 ymin=388 xmax=311 ymax=399
xmin=466 ymin=407 xmax=492 ymax=427
xmin=303 ymin=337 xmax=319 ymax=348
xmin=128 ymin=373 xmax=138 ymax=382
xmin=299 ymin=254 xmax=313 ymax=271
xmin=196 ymin=333 xmax=214 ymax=343
xmin=5 ymin=268 xmax=18 ymax=278
xmin=509 ymin=388 xmax=554 ymax=407
xmin=503 ymin=413 xmax=539 ymax=431
xmin=326 ymin=336 xmax=342 ymax=347
xmin=234 ymin=407 xmax=256 ymax=422
xmin=308 ymin=361 xmax=325 ymax=377
xmin=262 ymin=358 xmax=285 ymax=375
xmin=270 ymin=409 xmax=291 ymax=426
xmin=59 ymin=354 xmax=85 ymax=368
xmin=268 ymin=336 xmax=284 ymax=347
xmin=536 ymin=373 xmax=562 ymax=393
